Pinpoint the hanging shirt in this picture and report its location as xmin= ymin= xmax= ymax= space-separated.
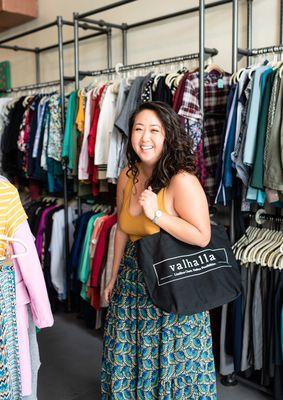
xmin=49 ymin=207 xmax=76 ymax=300
xmin=179 ymin=70 xmax=231 ymax=204
xmin=243 ymin=65 xmax=271 ymax=167
xmin=99 ymin=222 xmax=117 ymax=308
xmin=76 ymin=90 xmax=85 ymax=134
xmin=47 ymin=94 xmax=63 ymax=162
xmin=250 ymin=69 xmax=276 ymax=190
xmin=77 ymin=213 xmax=104 ymax=300
xmin=106 ymin=79 xmax=129 ymax=181
xmin=62 ymin=91 xmax=78 ymax=173
xmin=94 ymin=84 xmax=117 ymax=179
xmin=78 ymin=90 xmax=96 ymax=180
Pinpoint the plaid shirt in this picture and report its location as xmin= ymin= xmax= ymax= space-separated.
xmin=179 ymin=70 xmax=231 ymax=204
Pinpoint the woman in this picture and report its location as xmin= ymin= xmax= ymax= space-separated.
xmin=101 ymin=101 xmax=217 ymax=399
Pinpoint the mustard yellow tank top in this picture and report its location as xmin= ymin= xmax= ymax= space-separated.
xmin=119 ymin=175 xmax=167 ymax=241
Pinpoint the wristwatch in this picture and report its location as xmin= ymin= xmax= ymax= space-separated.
xmin=152 ymin=209 xmax=163 ymax=225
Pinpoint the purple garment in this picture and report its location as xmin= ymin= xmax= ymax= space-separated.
xmin=35 ymin=205 xmax=58 ymax=259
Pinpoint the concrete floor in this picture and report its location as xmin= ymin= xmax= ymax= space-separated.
xmin=37 ymin=313 xmax=271 ymax=400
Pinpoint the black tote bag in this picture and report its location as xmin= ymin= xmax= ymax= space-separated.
xmin=136 ymin=224 xmax=241 ymax=315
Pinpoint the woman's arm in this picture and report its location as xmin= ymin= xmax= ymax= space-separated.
xmin=140 ymin=172 xmax=211 ymax=247
xmin=104 ymin=169 xmax=129 ymax=302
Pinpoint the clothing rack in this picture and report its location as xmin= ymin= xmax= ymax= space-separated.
xmin=73 ymin=0 xmax=233 ymax=115
xmin=72 ymin=0 xmax=233 ymax=219
xmin=222 ymin=0 xmax=283 ymax=395
xmin=247 ymin=211 xmax=283 ymax=225
xmin=0 ymin=77 xmax=75 ymax=93
xmin=78 ymin=50 xmax=218 ymax=78
xmin=0 ymin=17 xmax=110 ymax=311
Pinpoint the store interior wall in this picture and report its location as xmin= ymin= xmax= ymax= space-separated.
xmin=0 ymin=0 xmax=279 ymax=87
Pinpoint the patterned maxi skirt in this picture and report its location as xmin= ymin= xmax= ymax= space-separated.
xmin=101 ymin=241 xmax=217 ymax=399
xmin=0 ymin=261 xmax=21 ymax=400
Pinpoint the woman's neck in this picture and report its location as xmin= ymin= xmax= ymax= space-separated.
xmin=139 ymin=163 xmax=154 ymax=179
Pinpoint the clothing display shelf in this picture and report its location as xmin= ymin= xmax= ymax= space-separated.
xmin=73 ymin=0 xmax=234 ymax=116
xmin=78 ymin=50 xmax=218 ymax=78
xmin=72 ymin=0 xmax=233 ymax=214
xmin=221 ymin=0 xmax=283 ymax=394
xmin=0 ymin=16 xmax=110 ymax=311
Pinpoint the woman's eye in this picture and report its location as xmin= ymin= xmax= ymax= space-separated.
xmin=152 ymin=130 xmax=159 ymax=133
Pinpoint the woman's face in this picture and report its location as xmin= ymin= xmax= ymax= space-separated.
xmin=131 ymin=109 xmax=166 ymax=167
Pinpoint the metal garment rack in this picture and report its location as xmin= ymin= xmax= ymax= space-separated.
xmin=0 ymin=17 xmax=109 ymax=309
xmin=73 ymin=0 xmax=233 ymax=115
xmin=223 ymin=0 xmax=283 ymax=395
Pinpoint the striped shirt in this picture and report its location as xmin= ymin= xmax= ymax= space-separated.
xmin=0 ymin=181 xmax=27 ymax=258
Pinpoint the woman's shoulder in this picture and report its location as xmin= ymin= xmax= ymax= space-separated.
xmin=117 ymin=167 xmax=130 ymax=192
xmin=169 ymin=171 xmax=199 ymax=189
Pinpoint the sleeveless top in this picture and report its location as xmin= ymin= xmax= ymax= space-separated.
xmin=119 ymin=174 xmax=167 ymax=242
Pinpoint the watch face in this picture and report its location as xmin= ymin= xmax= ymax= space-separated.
xmin=156 ymin=210 xmax=162 ymax=218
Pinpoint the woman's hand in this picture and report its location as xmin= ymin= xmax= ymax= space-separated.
xmin=103 ymin=279 xmax=116 ymax=305
xmin=139 ymin=186 xmax=158 ymax=221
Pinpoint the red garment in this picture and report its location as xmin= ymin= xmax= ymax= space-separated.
xmin=88 ymin=85 xmax=106 ymax=196
xmin=90 ymin=214 xmax=117 ymax=288
xmin=172 ymin=72 xmax=190 ymax=113
xmin=88 ymin=85 xmax=106 ymax=159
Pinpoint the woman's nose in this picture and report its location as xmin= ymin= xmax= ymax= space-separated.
xmin=141 ymin=129 xmax=151 ymax=141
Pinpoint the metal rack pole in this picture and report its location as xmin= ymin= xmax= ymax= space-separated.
xmin=57 ymin=16 xmax=70 ymax=308
xmin=127 ymin=0 xmax=232 ymax=29
xmin=107 ymin=29 xmax=113 ymax=68
xmin=281 ymin=0 xmax=283 ymax=44
xmin=122 ymin=24 xmax=128 ymax=65
xmin=73 ymin=12 xmax=82 ymax=217
xmin=0 ymin=44 xmax=36 ymax=52
xmin=229 ymin=0 xmax=238 ymax=248
xmin=78 ymin=0 xmax=137 ymax=19
xmin=247 ymin=0 xmax=253 ymax=66
xmin=232 ymin=0 xmax=238 ymax=75
xmin=35 ymin=47 xmax=40 ymax=84
xmin=74 ymin=13 xmax=80 ymax=91
xmin=79 ymin=50 xmax=217 ymax=77
xmin=199 ymin=0 xmax=205 ymax=116
xmin=0 ymin=20 xmax=58 ymax=44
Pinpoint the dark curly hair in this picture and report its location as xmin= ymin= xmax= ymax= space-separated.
xmin=126 ymin=101 xmax=195 ymax=193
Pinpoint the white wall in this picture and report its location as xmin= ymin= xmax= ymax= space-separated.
xmin=0 ymin=0 xmax=279 ymax=87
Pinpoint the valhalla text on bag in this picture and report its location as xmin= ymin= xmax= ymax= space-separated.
xmin=137 ymin=224 xmax=241 ymax=315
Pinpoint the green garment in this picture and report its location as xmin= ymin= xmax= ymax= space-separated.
xmin=62 ymin=91 xmax=78 ymax=173
xmin=263 ymin=71 xmax=281 ymax=166
xmin=77 ymin=213 xmax=104 ymax=301
xmin=0 ymin=61 xmax=11 ymax=97
xmin=251 ymin=69 xmax=276 ymax=189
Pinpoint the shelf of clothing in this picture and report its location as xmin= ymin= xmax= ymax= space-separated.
xmin=0 ymin=16 xmax=110 ymax=311
xmin=222 ymin=0 xmax=283 ymax=394
xmin=72 ymin=0 xmax=234 ymax=218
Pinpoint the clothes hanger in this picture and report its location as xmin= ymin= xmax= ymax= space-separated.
xmin=205 ymin=63 xmax=225 ymax=74
xmin=0 ymin=234 xmax=28 ymax=260
xmin=251 ymin=229 xmax=277 ymax=264
xmin=241 ymin=228 xmax=269 ymax=263
xmin=260 ymin=231 xmax=283 ymax=266
xmin=233 ymin=226 xmax=257 ymax=260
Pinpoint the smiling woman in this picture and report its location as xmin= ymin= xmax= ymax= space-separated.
xmin=130 ymin=109 xmax=166 ymax=166
xmin=101 ymin=101 xmax=216 ymax=399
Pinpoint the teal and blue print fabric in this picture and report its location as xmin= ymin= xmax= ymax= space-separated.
xmin=0 ymin=261 xmax=21 ymax=399
xmin=101 ymin=241 xmax=217 ymax=399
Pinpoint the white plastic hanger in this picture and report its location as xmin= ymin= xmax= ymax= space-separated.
xmin=0 ymin=234 xmax=28 ymax=260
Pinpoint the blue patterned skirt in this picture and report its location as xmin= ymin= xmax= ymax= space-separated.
xmin=101 ymin=241 xmax=217 ymax=399
xmin=0 ymin=261 xmax=21 ymax=400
